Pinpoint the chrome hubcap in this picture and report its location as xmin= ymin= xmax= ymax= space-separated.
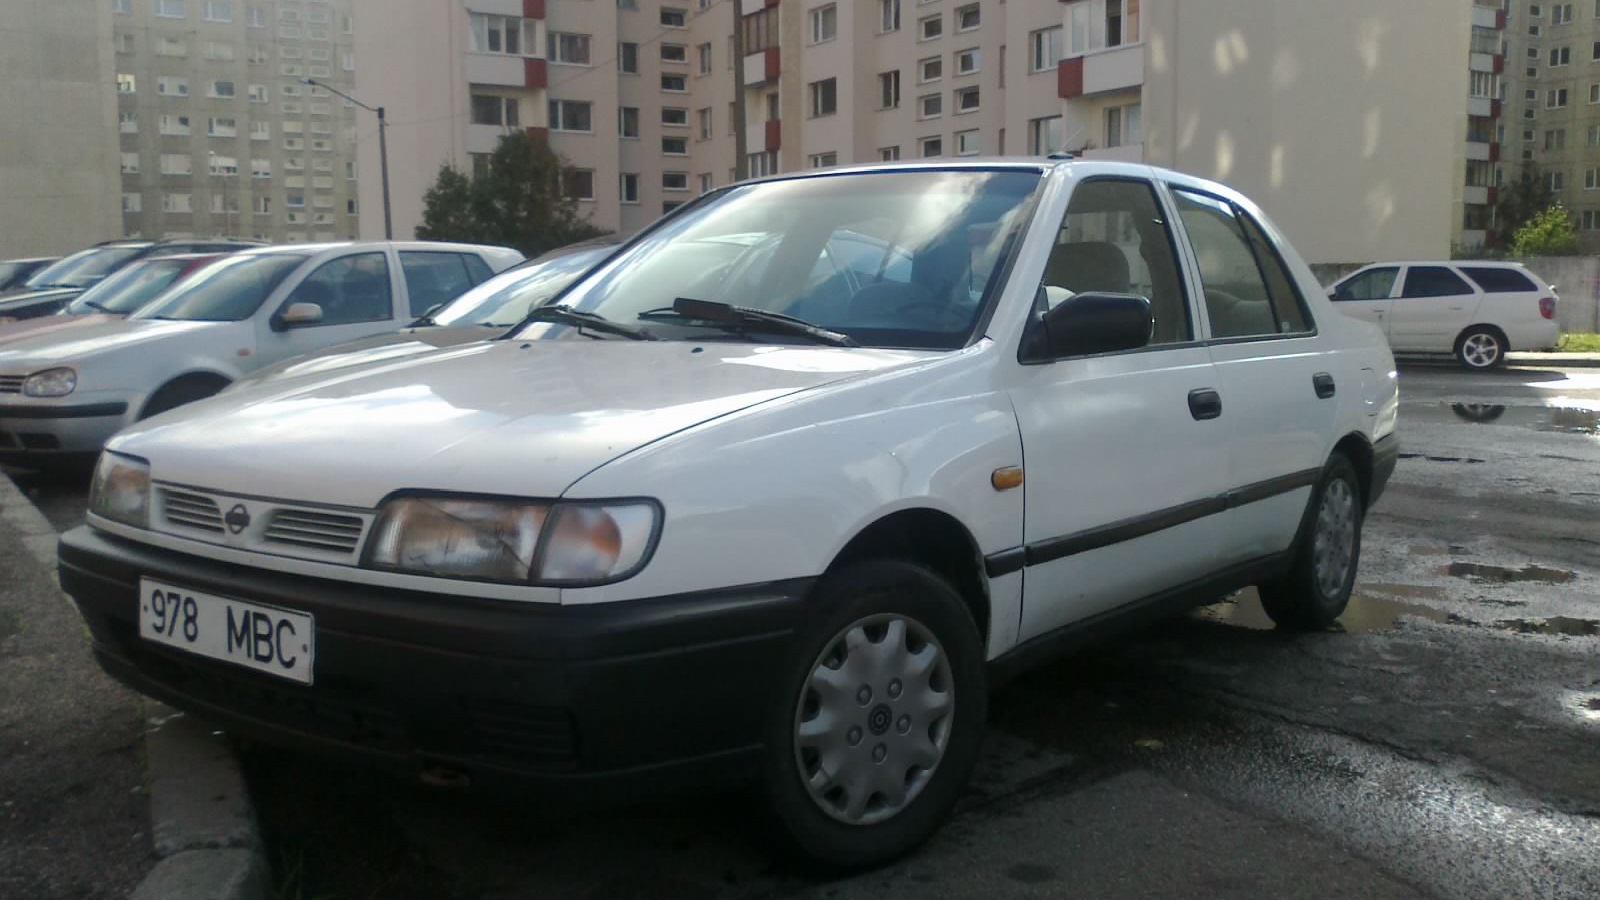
xmin=1462 ymin=333 xmax=1501 ymax=368
xmin=793 ymin=613 xmax=954 ymax=825
xmin=1312 ymin=478 xmax=1358 ymax=598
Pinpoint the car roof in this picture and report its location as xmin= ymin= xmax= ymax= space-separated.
xmin=0 ymin=257 xmax=60 ymax=264
xmin=230 ymin=240 xmax=518 ymax=257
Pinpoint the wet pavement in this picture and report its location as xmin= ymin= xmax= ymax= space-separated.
xmin=7 ymin=362 xmax=1600 ymax=899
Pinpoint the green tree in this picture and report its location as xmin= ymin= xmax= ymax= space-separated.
xmin=1493 ymin=167 xmax=1555 ymax=247
xmin=1510 ymin=204 xmax=1581 ymax=257
xmin=416 ymin=131 xmax=607 ymax=257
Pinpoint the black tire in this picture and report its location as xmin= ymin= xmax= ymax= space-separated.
xmin=1455 ymin=326 xmax=1506 ymax=370
xmin=1258 ymin=454 xmax=1363 ymax=631
xmin=761 ymin=559 xmax=986 ymax=870
xmin=142 ymin=376 xmax=228 ymax=419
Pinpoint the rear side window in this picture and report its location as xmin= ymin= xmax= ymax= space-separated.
xmin=1332 ymin=267 xmax=1398 ymax=301
xmin=1401 ymin=267 xmax=1473 ymax=298
xmin=1172 ymin=189 xmax=1308 ymax=339
xmin=1459 ymin=266 xmax=1539 ymax=294
xmin=1236 ymin=212 xmax=1312 ymax=333
xmin=399 ymin=251 xmax=476 ymax=316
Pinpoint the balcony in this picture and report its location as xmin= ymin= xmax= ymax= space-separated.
xmin=744 ymin=118 xmax=780 ymax=153
xmin=1058 ymin=43 xmax=1144 ymax=100
xmin=1470 ymin=4 xmax=1504 ymax=30
xmin=743 ymin=48 xmax=779 ymax=87
xmin=1467 ymin=97 xmax=1493 ymax=118
xmin=1463 ymin=186 xmax=1490 ymax=206
xmin=1469 ymin=52 xmax=1496 ymax=74
xmin=465 ymin=54 xmax=527 ymax=88
xmin=1465 ymin=141 xmax=1491 ymax=162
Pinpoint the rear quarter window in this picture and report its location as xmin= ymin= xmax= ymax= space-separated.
xmin=1459 ymin=266 xmax=1540 ymax=294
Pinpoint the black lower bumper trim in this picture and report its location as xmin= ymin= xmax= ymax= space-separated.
xmin=58 ymin=526 xmax=814 ymax=787
xmin=0 ymin=401 xmax=127 ymax=419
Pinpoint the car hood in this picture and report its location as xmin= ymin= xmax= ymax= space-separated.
xmin=0 ymin=318 xmax=219 ymax=368
xmin=230 ymin=326 xmax=496 ymax=389
xmin=0 ymin=287 xmax=80 ymax=313
xmin=113 ymin=340 xmax=936 ymax=507
xmin=0 ymin=313 xmax=127 ymax=346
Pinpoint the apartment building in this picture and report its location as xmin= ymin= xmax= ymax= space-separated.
xmin=357 ymin=0 xmax=1469 ymax=265
xmin=113 ymin=0 xmax=361 ymax=242
xmin=0 ymin=0 xmax=122 ymax=258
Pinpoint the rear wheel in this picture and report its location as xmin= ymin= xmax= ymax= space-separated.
xmin=762 ymin=559 xmax=986 ymax=870
xmin=1455 ymin=327 xmax=1505 ymax=370
xmin=1258 ymin=454 xmax=1363 ymax=631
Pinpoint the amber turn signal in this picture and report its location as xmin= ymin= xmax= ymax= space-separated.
xmin=991 ymin=466 xmax=1024 ymax=491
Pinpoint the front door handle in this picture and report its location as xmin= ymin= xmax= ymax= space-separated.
xmin=1188 ymin=388 xmax=1222 ymax=421
xmin=1313 ymin=372 xmax=1336 ymax=399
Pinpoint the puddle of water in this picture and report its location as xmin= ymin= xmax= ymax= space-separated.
xmin=1398 ymin=453 xmax=1486 ymax=464
xmin=1493 ymin=617 xmax=1600 ymax=637
xmin=1443 ymin=562 xmax=1578 ymax=585
xmin=1402 ymin=402 xmax=1600 ymax=435
xmin=1197 ymin=587 xmax=1451 ymax=633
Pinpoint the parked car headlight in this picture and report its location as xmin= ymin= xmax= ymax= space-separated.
xmin=88 ymin=452 xmax=150 ymax=529
xmin=364 ymin=496 xmax=660 ymax=586
xmin=22 ymin=367 xmax=76 ymax=398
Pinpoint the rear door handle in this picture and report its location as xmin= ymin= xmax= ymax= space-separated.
xmin=1188 ymin=388 xmax=1222 ymax=421
xmin=1313 ymin=372 xmax=1336 ymax=399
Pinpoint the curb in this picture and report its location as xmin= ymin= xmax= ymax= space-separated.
xmin=0 ymin=473 xmax=268 ymax=900
xmin=1506 ymin=353 xmax=1600 ymax=368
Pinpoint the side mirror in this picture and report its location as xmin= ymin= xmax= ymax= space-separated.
xmin=1028 ymin=292 xmax=1153 ymax=360
xmin=272 ymin=301 xmax=323 ymax=331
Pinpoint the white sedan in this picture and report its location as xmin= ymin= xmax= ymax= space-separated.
xmin=0 ymin=241 xmax=520 ymax=464
xmin=60 ymin=160 xmax=1396 ymax=868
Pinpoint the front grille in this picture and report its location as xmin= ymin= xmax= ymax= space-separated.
xmin=161 ymin=488 xmax=224 ymax=533
xmin=0 ymin=375 xmax=23 ymax=394
xmin=263 ymin=508 xmax=364 ymax=555
xmin=461 ymin=697 xmax=579 ymax=769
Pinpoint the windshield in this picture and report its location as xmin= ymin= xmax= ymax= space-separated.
xmin=432 ymin=245 xmax=614 ymax=327
xmin=133 ymin=253 xmax=307 ymax=322
xmin=512 ymin=169 xmax=1042 ymax=350
xmin=63 ymin=258 xmax=193 ymax=315
xmin=24 ymin=246 xmax=146 ymax=289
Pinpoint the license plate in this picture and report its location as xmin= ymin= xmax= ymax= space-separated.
xmin=138 ymin=578 xmax=315 ymax=685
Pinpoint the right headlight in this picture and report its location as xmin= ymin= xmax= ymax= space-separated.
xmin=88 ymin=452 xmax=150 ymax=529
xmin=364 ymin=496 xmax=660 ymax=587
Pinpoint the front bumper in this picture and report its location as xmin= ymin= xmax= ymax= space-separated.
xmin=0 ymin=401 xmax=130 ymax=459
xmin=59 ymin=526 xmax=814 ymax=799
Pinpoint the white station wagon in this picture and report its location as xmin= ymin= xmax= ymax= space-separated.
xmin=60 ymin=160 xmax=1399 ymax=868
xmin=0 ymin=241 xmax=521 ymax=464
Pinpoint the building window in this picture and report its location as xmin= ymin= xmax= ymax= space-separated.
xmin=156 ymin=37 xmax=187 ymax=57
xmin=662 ymin=72 xmax=687 ymax=91
xmin=563 ymin=169 xmax=595 ymax=201
xmin=620 ymin=172 xmax=640 ymax=204
xmin=250 ymin=158 xmax=271 ymax=178
xmin=920 ymin=135 xmax=943 ymax=157
xmin=954 ymin=86 xmax=979 ymax=113
xmin=159 ymin=114 xmax=191 ymax=135
xmin=1470 ymin=71 xmax=1495 ymax=98
xmin=1546 ymin=127 xmax=1568 ymax=149
xmin=879 ymin=146 xmax=900 ymax=161
xmin=919 ymin=56 xmax=942 ymax=82
xmin=660 ymin=7 xmax=687 ymax=27
xmin=208 ymin=116 xmax=237 ymax=137
xmin=880 ymin=0 xmax=900 ymax=32
xmin=956 ymin=48 xmax=980 ymax=75
xmin=162 ymin=194 xmax=193 ymax=214
xmin=698 ymin=42 xmax=712 ymax=74
xmin=161 ymin=153 xmax=193 ymax=176
xmin=116 ymin=73 xmax=136 ymax=93
xmin=204 ymin=1 xmax=232 ymax=21
xmin=469 ymin=13 xmax=538 ymax=57
xmin=123 ymin=193 xmax=142 ymax=213
xmin=809 ymin=78 xmax=837 ymax=116
xmin=810 ymin=4 xmax=838 ymax=44
xmin=663 ymin=171 xmax=690 ymax=192
xmin=1545 ymin=170 xmax=1566 ymax=191
xmin=113 ymin=0 xmax=131 ymax=13
xmin=698 ymin=107 xmax=713 ymax=139
xmin=663 ymin=135 xmax=689 ymax=155
xmin=1590 ymin=83 xmax=1600 ymax=104
xmin=1554 ymin=2 xmax=1575 ymax=24
xmin=699 ymin=172 xmax=713 ymax=194
xmin=1031 ymin=26 xmax=1063 ymax=72
xmin=1029 ymin=115 xmax=1064 ymax=154
xmin=1549 ymin=88 xmax=1570 ymax=108
xmin=469 ymin=94 xmax=520 ymax=127
xmin=1068 ymin=0 xmax=1141 ymax=55
xmin=919 ymin=15 xmax=942 ymax=41
xmin=619 ymin=42 xmax=639 ymax=73
xmin=618 ymin=106 xmax=640 ymax=137
xmin=879 ymin=70 xmax=901 ymax=108
xmin=119 ymin=111 xmax=137 ymax=133
xmin=747 ymin=150 xmax=778 ymax=177
xmin=660 ymin=43 xmax=688 ymax=64
xmin=1106 ymin=102 xmax=1142 ymax=146
xmin=205 ymin=42 xmax=235 ymax=61
xmin=549 ymin=33 xmax=592 ymax=65
xmin=664 ymin=201 xmax=684 ymax=214
xmin=919 ymin=93 xmax=942 ymax=118
xmin=955 ymin=3 xmax=979 ymax=31
xmin=120 ymin=152 xmax=140 ymax=174
xmin=1589 ymin=124 xmax=1600 ymax=145
xmin=248 ymin=84 xmax=269 ymax=103
xmin=955 ymin=129 xmax=980 ymax=156
xmin=209 ymin=154 xmax=238 ymax=176
xmin=156 ymin=0 xmax=186 ymax=19
xmin=809 ymin=152 xmax=838 ymax=168
xmin=209 ymin=80 xmax=235 ymax=98
xmin=1583 ymin=210 xmax=1600 ymax=230
xmin=547 ymin=99 xmax=591 ymax=131
xmin=1550 ymin=45 xmax=1572 ymax=66
xmin=115 ymin=32 xmax=134 ymax=53
xmin=1587 ymin=168 xmax=1600 ymax=190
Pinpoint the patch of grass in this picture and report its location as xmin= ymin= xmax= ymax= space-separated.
xmin=1557 ymin=332 xmax=1600 ymax=353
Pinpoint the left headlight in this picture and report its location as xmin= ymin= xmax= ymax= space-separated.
xmin=89 ymin=452 xmax=150 ymax=529
xmin=364 ymin=496 xmax=661 ymax=586
xmin=22 ymin=367 xmax=76 ymax=398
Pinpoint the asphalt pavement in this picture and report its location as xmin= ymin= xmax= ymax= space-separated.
xmin=5 ymin=361 xmax=1599 ymax=899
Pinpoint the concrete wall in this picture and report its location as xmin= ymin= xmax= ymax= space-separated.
xmin=1141 ymin=0 xmax=1469 ymax=265
xmin=0 ymin=0 xmax=122 ymax=257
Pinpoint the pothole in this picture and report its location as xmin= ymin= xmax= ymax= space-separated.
xmin=1561 ymin=692 xmax=1600 ymax=723
xmin=1197 ymin=587 xmax=1452 ymax=634
xmin=1443 ymin=562 xmax=1578 ymax=585
xmin=1494 ymin=617 xmax=1600 ymax=637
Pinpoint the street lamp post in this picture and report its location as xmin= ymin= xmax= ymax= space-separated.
xmin=302 ymin=77 xmax=392 ymax=240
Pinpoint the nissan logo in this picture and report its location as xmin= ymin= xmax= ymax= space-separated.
xmin=225 ymin=504 xmax=251 ymax=534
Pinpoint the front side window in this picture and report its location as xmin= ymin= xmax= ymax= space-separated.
xmin=517 ymin=169 xmax=1042 ymax=351
xmin=1401 ymin=266 xmax=1474 ymax=299
xmin=1172 ymin=189 xmax=1310 ymax=339
xmin=399 ymin=252 xmax=475 ymax=316
xmin=283 ymin=253 xmax=393 ymax=325
xmin=135 ymin=253 xmax=307 ymax=321
xmin=1332 ymin=267 xmax=1398 ymax=301
xmin=1041 ymin=179 xmax=1192 ymax=347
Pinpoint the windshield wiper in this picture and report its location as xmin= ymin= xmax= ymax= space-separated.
xmin=521 ymin=305 xmax=657 ymax=340
xmin=638 ymin=298 xmax=858 ymax=348
xmin=79 ymin=300 xmax=112 ymax=313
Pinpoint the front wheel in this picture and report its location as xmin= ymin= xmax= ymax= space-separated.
xmin=762 ymin=560 xmax=986 ymax=870
xmin=1456 ymin=327 xmax=1505 ymax=370
xmin=1258 ymin=454 xmax=1363 ymax=631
